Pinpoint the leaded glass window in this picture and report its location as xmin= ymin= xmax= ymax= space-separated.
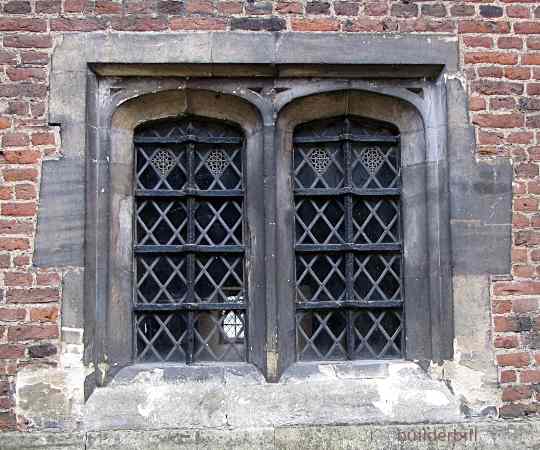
xmin=133 ymin=117 xmax=247 ymax=363
xmin=293 ymin=116 xmax=403 ymax=361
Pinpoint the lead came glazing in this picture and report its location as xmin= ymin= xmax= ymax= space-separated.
xmin=293 ymin=116 xmax=403 ymax=361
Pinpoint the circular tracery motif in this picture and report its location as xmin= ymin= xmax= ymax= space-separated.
xmin=151 ymin=149 xmax=175 ymax=176
xmin=309 ymin=148 xmax=331 ymax=175
xmin=361 ymin=146 xmax=385 ymax=175
xmin=206 ymin=149 xmax=229 ymax=177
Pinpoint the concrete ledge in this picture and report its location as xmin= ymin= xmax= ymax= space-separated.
xmin=1 ymin=420 xmax=539 ymax=449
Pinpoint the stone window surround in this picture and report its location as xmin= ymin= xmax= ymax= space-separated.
xmin=34 ymin=33 xmax=512 ymax=414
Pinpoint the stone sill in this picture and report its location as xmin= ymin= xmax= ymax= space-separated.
xmin=82 ymin=361 xmax=465 ymax=432
xmin=2 ymin=420 xmax=540 ymax=449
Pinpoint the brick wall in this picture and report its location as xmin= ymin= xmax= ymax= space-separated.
xmin=0 ymin=0 xmax=538 ymax=431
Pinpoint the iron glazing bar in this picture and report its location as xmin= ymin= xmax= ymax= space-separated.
xmin=135 ymin=245 xmax=245 ymax=254
xmin=133 ymin=303 xmax=247 ymax=311
xmin=134 ymin=136 xmax=242 ymax=144
xmin=295 ymin=243 xmax=401 ymax=253
xmin=294 ymin=188 xmax=400 ymax=197
xmin=295 ymin=300 xmax=403 ymax=310
xmin=135 ymin=189 xmax=244 ymax=198
xmin=293 ymin=135 xmax=399 ymax=144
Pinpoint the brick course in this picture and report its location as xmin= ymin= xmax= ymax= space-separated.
xmin=0 ymin=0 xmax=538 ymax=431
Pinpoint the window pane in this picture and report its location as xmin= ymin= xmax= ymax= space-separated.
xmin=296 ymin=310 xmax=348 ymax=361
xmin=295 ymin=197 xmax=345 ymax=245
xmin=294 ymin=143 xmax=344 ymax=189
xmin=296 ymin=254 xmax=346 ymax=302
xmin=352 ymin=309 xmax=402 ymax=359
xmin=133 ymin=117 xmax=247 ymax=364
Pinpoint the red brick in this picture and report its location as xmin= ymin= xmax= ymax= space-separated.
xmin=0 ymin=256 xmax=10 ymax=269
xmin=343 ymin=18 xmax=385 ymax=32
xmin=458 ymin=20 xmax=510 ymax=34
xmin=36 ymin=272 xmax=60 ymax=286
xmin=490 ymin=97 xmax=515 ymax=110
xmin=217 ymin=1 xmax=243 ymax=14
xmin=502 ymin=386 xmax=532 ymax=401
xmin=477 ymin=66 xmax=503 ymax=78
xmin=494 ymin=316 xmax=519 ymax=332
xmin=528 ymin=37 xmax=540 ymax=51
xmin=63 ymin=0 xmax=86 ymax=13
xmin=509 ymin=131 xmax=534 ymax=144
xmin=505 ymin=67 xmax=530 ymax=80
xmin=6 ymin=288 xmax=59 ymax=304
xmin=95 ymin=0 xmax=122 ymax=14
xmin=523 ymin=53 xmax=540 ymax=66
xmin=170 ymin=18 xmax=227 ymax=30
xmin=522 ymin=369 xmax=540 ymax=383
xmin=20 ymin=51 xmax=48 ymax=65
xmin=514 ymin=298 xmax=539 ymax=313
xmin=1 ymin=203 xmax=37 ymax=217
xmin=30 ymin=132 xmax=55 ymax=146
xmin=111 ymin=17 xmax=167 ymax=31
xmin=334 ymin=1 xmax=358 ymax=16
xmin=185 ymin=0 xmax=214 ymax=14
xmin=0 ymin=238 xmax=29 ymax=251
xmin=497 ymin=352 xmax=530 ymax=368
xmin=291 ymin=18 xmax=339 ymax=31
xmin=365 ymin=2 xmax=387 ymax=16
xmin=494 ymin=335 xmax=519 ymax=348
xmin=29 ymin=306 xmax=59 ymax=322
xmin=2 ymin=133 xmax=29 ymax=148
xmin=463 ymin=36 xmax=493 ymax=49
xmin=2 ymin=168 xmax=38 ymax=182
xmin=50 ymin=18 xmax=108 ymax=31
xmin=3 ymin=150 xmax=41 ymax=164
xmin=391 ymin=2 xmax=418 ymax=18
xmin=3 ymin=34 xmax=52 ymax=49
xmin=0 ymin=187 xmax=13 ymax=201
xmin=0 ymin=19 xmax=46 ymax=32
xmin=450 ymin=4 xmax=475 ymax=17
xmin=498 ymin=37 xmax=523 ymax=50
xmin=469 ymin=96 xmax=486 ymax=111
xmin=472 ymin=80 xmax=523 ymax=96
xmin=15 ymin=184 xmax=37 ymax=200
xmin=472 ymin=113 xmax=524 ymax=128
xmin=0 ymin=344 xmax=24 ymax=359
xmin=529 ymin=84 xmax=540 ymax=96
xmin=7 ymin=324 xmax=59 ymax=341
xmin=35 ymin=0 xmax=61 ymax=14
xmin=507 ymin=5 xmax=530 ymax=18
xmin=0 ymin=308 xmax=26 ymax=321
xmin=515 ymin=22 xmax=540 ymax=34
xmin=4 ymin=272 xmax=32 ymax=287
xmin=500 ymin=370 xmax=517 ymax=383
xmin=515 ymin=163 xmax=539 ymax=179
xmin=515 ymin=197 xmax=538 ymax=212
xmin=465 ymin=52 xmax=518 ymax=65
xmin=493 ymin=300 xmax=512 ymax=314
xmin=0 ymin=220 xmax=33 ymax=235
xmin=13 ymin=256 xmax=30 ymax=268
xmin=4 ymin=1 xmax=31 ymax=14
xmin=495 ymin=281 xmax=540 ymax=296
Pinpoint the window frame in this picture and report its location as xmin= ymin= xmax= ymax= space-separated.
xmin=86 ymin=78 xmax=453 ymax=384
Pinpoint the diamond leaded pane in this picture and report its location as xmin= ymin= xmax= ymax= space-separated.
xmin=194 ymin=199 xmax=243 ymax=246
xmin=136 ymin=199 xmax=188 ymax=245
xmin=136 ymin=255 xmax=188 ymax=304
xmin=295 ymin=197 xmax=345 ymax=245
xmin=352 ymin=309 xmax=402 ymax=359
xmin=351 ymin=144 xmax=400 ymax=189
xmin=194 ymin=145 xmax=243 ymax=190
xmin=296 ymin=254 xmax=346 ymax=302
xmin=296 ymin=310 xmax=347 ymax=361
xmin=353 ymin=254 xmax=401 ymax=302
xmin=294 ymin=143 xmax=344 ymax=189
xmin=136 ymin=146 xmax=188 ymax=190
xmin=193 ymin=310 xmax=246 ymax=362
xmin=194 ymin=255 xmax=244 ymax=303
xmin=352 ymin=198 xmax=400 ymax=244
xmin=135 ymin=312 xmax=189 ymax=362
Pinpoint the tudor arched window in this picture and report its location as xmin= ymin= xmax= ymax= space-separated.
xmin=133 ymin=117 xmax=247 ymax=363
xmin=293 ymin=116 xmax=403 ymax=361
